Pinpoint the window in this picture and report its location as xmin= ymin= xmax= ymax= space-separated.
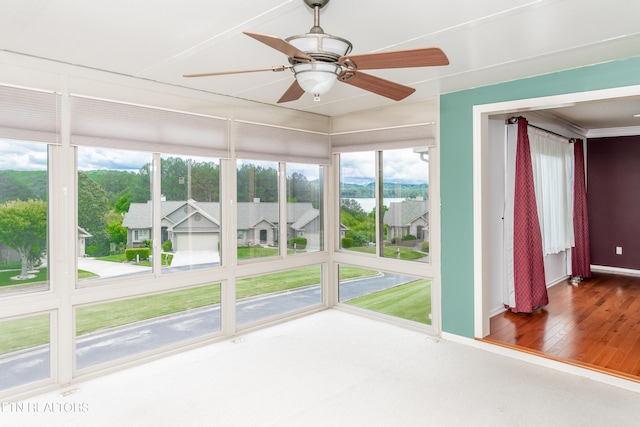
xmin=236 ymin=160 xmax=280 ymax=260
xmin=380 ymin=148 xmax=429 ymax=263
xmin=286 ymin=163 xmax=324 ymax=255
xmin=528 ymin=127 xmax=574 ymax=255
xmin=0 ymin=313 xmax=50 ymax=391
xmin=236 ymin=266 xmax=322 ymax=326
xmin=160 ymin=154 xmax=221 ymax=271
xmin=75 ymin=283 xmax=221 ymax=369
xmin=339 ymin=151 xmax=376 ymax=251
xmin=0 ymin=141 xmax=49 ymax=297
xmin=338 ymin=148 xmax=430 ymax=263
xmin=338 ymin=265 xmax=431 ymax=325
xmin=77 ymin=147 xmax=152 ymax=284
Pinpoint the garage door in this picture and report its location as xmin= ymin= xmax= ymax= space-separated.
xmin=174 ymin=232 xmax=218 ymax=252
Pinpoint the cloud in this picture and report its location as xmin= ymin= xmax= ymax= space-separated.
xmin=286 ymin=163 xmax=321 ymax=181
xmin=340 ymin=148 xmax=429 ymax=184
xmin=2 ymin=140 xmax=429 ymax=185
xmin=78 ymin=147 xmax=152 ymax=172
xmin=0 ymin=140 xmax=48 ymax=171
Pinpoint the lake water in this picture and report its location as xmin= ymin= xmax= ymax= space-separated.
xmin=345 ymin=198 xmax=407 ymax=212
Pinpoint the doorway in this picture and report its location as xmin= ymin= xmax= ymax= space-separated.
xmin=473 ymin=85 xmax=640 ymax=380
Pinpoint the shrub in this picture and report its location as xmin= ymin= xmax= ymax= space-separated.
xmin=162 ymin=239 xmax=173 ymax=252
xmin=401 ymin=234 xmax=417 ymax=241
xmin=349 ymin=231 xmax=369 ymax=247
xmin=125 ymin=248 xmax=150 ymax=261
xmin=288 ymin=237 xmax=307 ymax=249
xmin=342 ymin=237 xmax=353 ymax=248
xmin=421 ymin=241 xmax=429 ymax=253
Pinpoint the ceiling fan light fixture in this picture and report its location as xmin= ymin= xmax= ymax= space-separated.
xmin=287 ymin=33 xmax=352 ymax=61
xmin=292 ymin=62 xmax=341 ymax=97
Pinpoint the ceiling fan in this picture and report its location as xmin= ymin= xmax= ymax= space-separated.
xmin=184 ymin=0 xmax=449 ymax=103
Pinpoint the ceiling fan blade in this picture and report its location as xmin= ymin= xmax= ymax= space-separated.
xmin=339 ymin=47 xmax=449 ymax=70
xmin=243 ymin=31 xmax=314 ymax=62
xmin=183 ymin=66 xmax=290 ymax=78
xmin=277 ymin=80 xmax=305 ymax=103
xmin=338 ymin=70 xmax=415 ymax=101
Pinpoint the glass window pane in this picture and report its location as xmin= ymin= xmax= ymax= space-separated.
xmin=338 ymin=265 xmax=431 ymax=325
xmin=75 ymin=283 xmax=221 ymax=369
xmin=0 ymin=314 xmax=50 ymax=391
xmin=77 ymin=147 xmax=152 ymax=284
xmin=286 ymin=163 xmax=323 ymax=255
xmin=380 ymin=148 xmax=430 ymax=263
xmin=160 ymin=155 xmax=221 ymax=272
xmin=236 ymin=266 xmax=322 ymax=326
xmin=0 ymin=141 xmax=49 ymax=296
xmin=339 ymin=152 xmax=376 ymax=252
xmin=236 ymin=160 xmax=279 ymax=260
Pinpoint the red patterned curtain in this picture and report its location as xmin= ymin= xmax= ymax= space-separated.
xmin=509 ymin=118 xmax=548 ymax=313
xmin=571 ymin=139 xmax=591 ymax=278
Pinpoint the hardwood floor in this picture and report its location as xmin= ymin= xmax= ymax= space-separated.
xmin=483 ymin=272 xmax=640 ymax=381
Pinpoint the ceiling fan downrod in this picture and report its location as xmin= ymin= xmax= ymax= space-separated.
xmin=304 ymin=0 xmax=329 ymax=34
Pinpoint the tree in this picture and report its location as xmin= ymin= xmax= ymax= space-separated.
xmin=287 ymin=172 xmax=312 ymax=203
xmin=190 ymin=161 xmax=220 ymax=202
xmin=160 ymin=157 xmax=189 ymax=201
xmin=237 ymin=163 xmax=278 ymax=202
xmin=340 ymin=198 xmax=365 ymax=217
xmin=105 ymin=211 xmax=127 ymax=249
xmin=113 ymin=193 xmax=132 ymax=214
xmin=0 ymin=171 xmax=35 ymax=202
xmin=78 ymin=172 xmax=110 ymax=255
xmin=0 ymin=199 xmax=47 ymax=279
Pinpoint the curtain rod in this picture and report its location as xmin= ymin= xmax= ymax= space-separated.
xmin=506 ymin=116 xmax=577 ymax=143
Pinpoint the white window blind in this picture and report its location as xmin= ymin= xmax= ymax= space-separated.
xmin=331 ymin=123 xmax=436 ymax=153
xmin=0 ymin=85 xmax=60 ymax=144
xmin=70 ymin=96 xmax=229 ymax=158
xmin=235 ymin=121 xmax=331 ymax=165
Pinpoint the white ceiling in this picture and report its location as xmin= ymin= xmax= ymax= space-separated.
xmin=1 ymin=0 xmax=640 ymax=126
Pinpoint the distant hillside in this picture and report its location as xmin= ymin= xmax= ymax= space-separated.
xmin=340 ymin=182 xmax=428 ymax=199
xmin=0 ymin=170 xmax=47 ymax=202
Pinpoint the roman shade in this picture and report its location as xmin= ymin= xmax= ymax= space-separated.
xmin=70 ymin=95 xmax=229 ymax=158
xmin=0 ymin=85 xmax=60 ymax=144
xmin=234 ymin=120 xmax=331 ymax=165
xmin=331 ymin=123 xmax=436 ymax=153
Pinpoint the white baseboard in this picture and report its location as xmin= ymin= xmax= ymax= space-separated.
xmin=591 ymin=265 xmax=640 ymax=277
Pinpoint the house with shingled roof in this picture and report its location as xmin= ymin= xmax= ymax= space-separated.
xmin=122 ymin=199 xmax=322 ymax=252
xmin=382 ymin=198 xmax=429 ymax=243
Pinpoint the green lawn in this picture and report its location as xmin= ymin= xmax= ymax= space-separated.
xmin=346 ymin=245 xmax=427 ymax=261
xmin=0 ymin=268 xmax=47 ymax=287
xmin=0 ymin=268 xmax=97 ymax=287
xmin=0 ymin=264 xmax=398 ymax=355
xmin=0 ymin=314 xmax=50 ymax=354
xmin=237 ymin=266 xmax=320 ymax=298
xmin=76 ymin=283 xmax=222 ymax=335
xmin=346 ymin=279 xmax=432 ymax=325
xmin=99 ymin=247 xmax=280 ymax=263
xmin=237 ymin=246 xmax=279 ymax=259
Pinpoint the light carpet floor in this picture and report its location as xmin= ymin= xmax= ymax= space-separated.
xmin=2 ymin=309 xmax=639 ymax=426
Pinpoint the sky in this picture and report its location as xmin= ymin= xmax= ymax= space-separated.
xmin=0 ymin=140 xmax=48 ymax=171
xmin=340 ymin=148 xmax=429 ymax=185
xmin=2 ymin=141 xmax=429 ymax=185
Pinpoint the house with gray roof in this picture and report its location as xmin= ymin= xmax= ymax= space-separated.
xmin=383 ymin=198 xmax=429 ymax=243
xmin=122 ymin=199 xmax=322 ymax=252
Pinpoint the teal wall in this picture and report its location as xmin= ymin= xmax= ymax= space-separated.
xmin=440 ymin=56 xmax=640 ymax=338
